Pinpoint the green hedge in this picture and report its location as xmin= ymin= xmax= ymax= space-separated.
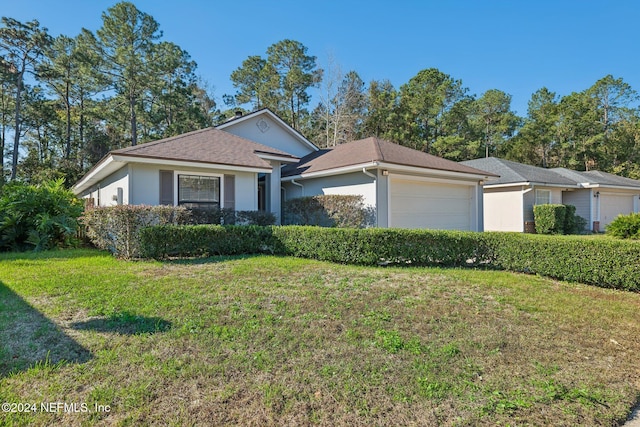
xmin=139 ymin=225 xmax=640 ymax=291
xmin=483 ymin=233 xmax=640 ymax=291
xmin=139 ymin=225 xmax=279 ymax=258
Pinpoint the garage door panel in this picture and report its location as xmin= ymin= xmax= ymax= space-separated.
xmin=601 ymin=194 xmax=634 ymax=228
xmin=390 ymin=178 xmax=472 ymax=230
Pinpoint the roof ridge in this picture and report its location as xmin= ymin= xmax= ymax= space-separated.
xmin=495 ymin=158 xmax=529 ymax=182
xmin=114 ymin=127 xmax=215 ymax=153
xmin=371 ymin=137 xmax=385 ymax=161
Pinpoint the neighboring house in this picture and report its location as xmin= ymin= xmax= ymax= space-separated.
xmin=73 ymin=109 xmax=496 ymax=230
xmin=461 ymin=157 xmax=640 ymax=232
xmin=281 ymin=137 xmax=495 ymax=231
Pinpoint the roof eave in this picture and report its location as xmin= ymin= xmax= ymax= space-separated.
xmin=72 ymin=155 xmax=125 ymax=195
xmin=484 ymin=181 xmax=579 ymax=189
xmin=282 ymin=161 xmax=494 ymax=182
xmin=111 ymin=154 xmax=273 ymax=173
xmin=282 ymin=161 xmax=380 ymax=181
xmin=255 ymin=152 xmax=300 ymax=164
xmin=377 ymin=162 xmax=493 ymax=181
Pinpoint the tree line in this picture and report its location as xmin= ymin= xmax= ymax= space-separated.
xmin=1 ymin=2 xmax=639 ymax=187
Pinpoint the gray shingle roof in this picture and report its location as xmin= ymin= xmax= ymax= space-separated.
xmin=282 ymin=137 xmax=496 ymax=178
xmin=461 ymin=158 xmax=640 ymax=189
xmin=579 ymin=170 xmax=640 ymax=188
xmin=461 ymin=158 xmax=577 ymax=186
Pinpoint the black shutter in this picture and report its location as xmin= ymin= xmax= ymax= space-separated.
xmin=159 ymin=170 xmax=174 ymax=205
xmin=224 ymin=174 xmax=235 ymax=210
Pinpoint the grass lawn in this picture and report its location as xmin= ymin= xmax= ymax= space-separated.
xmin=1 ymin=249 xmax=639 ymax=426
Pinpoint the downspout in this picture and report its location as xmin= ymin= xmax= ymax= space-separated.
xmin=362 ymin=168 xmax=378 ymax=227
xmin=290 ymin=179 xmax=304 ymax=197
xmin=362 ymin=167 xmax=376 ymax=181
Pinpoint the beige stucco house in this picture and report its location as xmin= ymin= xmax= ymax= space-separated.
xmin=461 ymin=157 xmax=640 ymax=232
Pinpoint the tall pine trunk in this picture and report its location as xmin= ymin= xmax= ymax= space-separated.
xmin=10 ymin=69 xmax=23 ymax=181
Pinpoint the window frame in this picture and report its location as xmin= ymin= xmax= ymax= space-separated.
xmin=173 ymin=171 xmax=224 ymax=209
xmin=534 ymin=189 xmax=551 ymax=205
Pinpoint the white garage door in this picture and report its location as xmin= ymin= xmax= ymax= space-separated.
xmin=600 ymin=193 xmax=634 ymax=228
xmin=390 ymin=178 xmax=472 ymax=230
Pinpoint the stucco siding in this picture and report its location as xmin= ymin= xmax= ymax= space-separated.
xmin=222 ymin=116 xmax=314 ymax=157
xmin=284 ymin=172 xmax=376 ymax=207
xmin=483 ymin=188 xmax=524 ymax=232
xmin=80 ymin=165 xmax=129 ymax=207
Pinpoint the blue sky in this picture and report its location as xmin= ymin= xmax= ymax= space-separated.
xmin=3 ymin=0 xmax=639 ymax=116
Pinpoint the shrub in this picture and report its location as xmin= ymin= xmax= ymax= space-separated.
xmin=533 ymin=204 xmax=586 ymax=235
xmin=606 ymin=212 xmax=640 ymax=239
xmin=283 ymin=195 xmax=374 ymax=228
xmin=0 ymin=179 xmax=84 ymax=251
xmin=81 ymin=205 xmax=190 ymax=259
xmin=139 ymin=225 xmax=640 ymax=291
xmin=533 ymin=204 xmax=566 ymax=234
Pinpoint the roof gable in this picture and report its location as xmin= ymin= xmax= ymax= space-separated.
xmin=216 ymin=109 xmax=318 ymax=157
xmin=282 ymin=137 xmax=496 ymax=178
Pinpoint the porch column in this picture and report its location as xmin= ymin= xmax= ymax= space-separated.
xmin=269 ymin=160 xmax=282 ymax=225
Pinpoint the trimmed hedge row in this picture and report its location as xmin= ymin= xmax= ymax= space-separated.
xmin=140 ymin=225 xmax=640 ymax=291
xmin=486 ymin=233 xmax=640 ymax=291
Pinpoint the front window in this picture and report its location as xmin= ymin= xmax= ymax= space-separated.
xmin=535 ymin=189 xmax=551 ymax=205
xmin=178 ymin=175 xmax=220 ymax=209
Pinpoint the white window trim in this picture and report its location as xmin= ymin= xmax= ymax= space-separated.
xmin=535 ymin=189 xmax=551 ymax=205
xmin=173 ymin=171 xmax=224 ymax=208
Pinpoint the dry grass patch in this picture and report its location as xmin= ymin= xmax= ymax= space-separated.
xmin=0 ymin=249 xmax=639 ymax=426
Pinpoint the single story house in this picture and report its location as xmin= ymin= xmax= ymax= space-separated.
xmin=73 ymin=109 xmax=496 ymax=230
xmin=461 ymin=157 xmax=640 ymax=232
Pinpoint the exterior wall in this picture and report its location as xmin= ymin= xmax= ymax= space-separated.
xmin=283 ymin=171 xmax=376 ymax=206
xmin=483 ymin=187 xmax=524 ymax=232
xmin=129 ymin=163 xmax=257 ymax=210
xmin=523 ymin=186 xmax=563 ymax=221
xmin=80 ymin=165 xmax=129 ymax=207
xmin=222 ymin=115 xmax=315 ymax=157
xmin=561 ymin=189 xmax=591 ymax=229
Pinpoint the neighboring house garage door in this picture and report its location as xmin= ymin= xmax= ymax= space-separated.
xmin=600 ymin=193 xmax=634 ymax=228
xmin=389 ymin=177 xmax=473 ymax=230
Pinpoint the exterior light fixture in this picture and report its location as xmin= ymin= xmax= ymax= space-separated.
xmin=382 ymin=170 xmax=389 ymax=176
